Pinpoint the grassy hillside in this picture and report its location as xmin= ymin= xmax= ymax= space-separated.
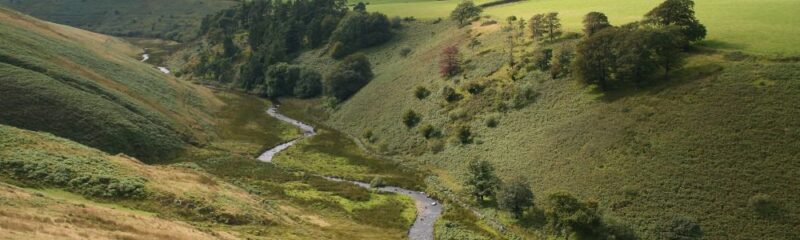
xmin=0 ymin=8 xmax=221 ymax=162
xmin=292 ymin=17 xmax=800 ymax=239
xmin=0 ymin=91 xmax=419 ymax=239
xmin=360 ymin=0 xmax=800 ymax=55
xmin=0 ymin=0 xmax=237 ymax=41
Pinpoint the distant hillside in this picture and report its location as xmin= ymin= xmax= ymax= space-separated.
xmin=291 ymin=17 xmax=800 ymax=239
xmin=0 ymin=0 xmax=237 ymax=41
xmin=0 ymin=8 xmax=221 ymax=162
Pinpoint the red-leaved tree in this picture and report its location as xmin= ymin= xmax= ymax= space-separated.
xmin=439 ymin=46 xmax=460 ymax=77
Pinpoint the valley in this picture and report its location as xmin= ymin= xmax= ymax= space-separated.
xmin=1 ymin=0 xmax=799 ymax=239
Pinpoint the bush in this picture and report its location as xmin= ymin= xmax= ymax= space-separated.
xmin=400 ymin=47 xmax=413 ymax=57
xmin=420 ymin=124 xmax=441 ymax=139
xmin=440 ymin=46 xmax=461 ymax=77
xmin=414 ymin=86 xmax=431 ymax=99
xmin=370 ymin=177 xmax=386 ymax=188
xmin=325 ymin=54 xmax=374 ymax=101
xmin=403 ymin=110 xmax=422 ymax=128
xmin=485 ymin=117 xmax=499 ymax=128
xmin=442 ymin=86 xmax=463 ymax=103
xmin=456 ymin=125 xmax=473 ymax=144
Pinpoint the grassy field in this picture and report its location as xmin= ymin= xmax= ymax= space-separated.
xmin=0 ymin=0 xmax=237 ymax=41
xmin=0 ymin=8 xmax=221 ymax=162
xmin=360 ymin=0 xmax=800 ymax=55
xmin=293 ymin=17 xmax=800 ymax=238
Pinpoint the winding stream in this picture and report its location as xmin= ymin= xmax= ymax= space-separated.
xmin=257 ymin=106 xmax=443 ymax=240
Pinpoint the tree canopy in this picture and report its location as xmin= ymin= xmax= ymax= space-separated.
xmin=645 ymin=0 xmax=706 ymax=42
xmin=450 ymin=1 xmax=482 ymax=25
xmin=465 ymin=160 xmax=500 ymax=202
xmin=325 ymin=54 xmax=374 ymax=101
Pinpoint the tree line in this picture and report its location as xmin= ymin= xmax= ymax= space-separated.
xmin=193 ymin=0 xmax=393 ymax=101
xmin=573 ymin=0 xmax=706 ymax=90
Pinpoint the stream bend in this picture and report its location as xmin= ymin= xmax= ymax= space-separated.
xmin=257 ymin=106 xmax=442 ymax=240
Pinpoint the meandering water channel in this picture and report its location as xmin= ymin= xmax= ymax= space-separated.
xmin=257 ymin=106 xmax=443 ymax=240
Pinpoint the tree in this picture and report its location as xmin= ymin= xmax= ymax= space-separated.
xmin=644 ymin=0 xmax=706 ymax=42
xmin=330 ymin=12 xmax=393 ymax=59
xmin=439 ymin=46 xmax=461 ymax=77
xmin=465 ymin=160 xmax=500 ymax=202
xmin=294 ymin=68 xmax=323 ymax=98
xmin=263 ymin=63 xmax=299 ymax=98
xmin=325 ymin=54 xmax=373 ymax=101
xmin=402 ymin=110 xmax=421 ymax=128
xmin=573 ymin=27 xmax=618 ymax=90
xmin=528 ymin=14 xmax=545 ymax=40
xmin=545 ymin=191 xmax=603 ymax=239
xmin=582 ymin=12 xmax=611 ymax=37
xmin=658 ymin=216 xmax=703 ymax=240
xmin=498 ymin=178 xmax=534 ymax=219
xmin=222 ymin=35 xmax=238 ymax=58
xmin=544 ymin=12 xmax=563 ymax=42
xmin=531 ymin=48 xmax=553 ymax=71
xmin=450 ymin=1 xmax=482 ymax=25
xmin=550 ymin=44 xmax=574 ymax=79
xmin=353 ymin=2 xmax=366 ymax=12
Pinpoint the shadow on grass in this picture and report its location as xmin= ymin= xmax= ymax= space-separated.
xmin=599 ymin=61 xmax=725 ymax=103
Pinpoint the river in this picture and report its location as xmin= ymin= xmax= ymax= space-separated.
xmin=257 ymin=106 xmax=443 ymax=240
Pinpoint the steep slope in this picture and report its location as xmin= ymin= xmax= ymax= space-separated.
xmin=0 ymin=8 xmax=221 ymax=162
xmin=0 ymin=123 xmax=279 ymax=239
xmin=295 ymin=19 xmax=800 ymax=238
xmin=0 ymin=0 xmax=237 ymax=41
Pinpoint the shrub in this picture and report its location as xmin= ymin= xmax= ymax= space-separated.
xmin=456 ymin=125 xmax=473 ymax=144
xmin=440 ymin=46 xmax=461 ymax=77
xmin=325 ymin=54 xmax=373 ymax=101
xmin=442 ymin=86 xmax=463 ymax=103
xmin=420 ymin=124 xmax=441 ymax=139
xmin=400 ymin=47 xmax=413 ymax=57
xmin=414 ymin=86 xmax=431 ymax=99
xmin=403 ymin=110 xmax=421 ymax=128
xmin=369 ymin=177 xmax=386 ymax=188
xmin=485 ymin=117 xmax=499 ymax=128
xmin=465 ymin=81 xmax=484 ymax=94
